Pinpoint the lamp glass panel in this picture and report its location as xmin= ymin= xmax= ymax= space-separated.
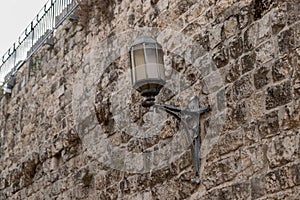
xmin=133 ymin=45 xmax=145 ymax=67
xmin=146 ymin=47 xmax=157 ymax=64
xmin=145 ymin=47 xmax=159 ymax=78
xmin=147 ymin=63 xmax=159 ymax=78
xmin=136 ymin=64 xmax=147 ymax=81
xmin=133 ymin=44 xmax=146 ymax=81
xmin=157 ymin=49 xmax=164 ymax=64
xmin=157 ymin=49 xmax=165 ymax=80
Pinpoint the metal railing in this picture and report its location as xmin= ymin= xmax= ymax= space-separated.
xmin=0 ymin=0 xmax=81 ymax=85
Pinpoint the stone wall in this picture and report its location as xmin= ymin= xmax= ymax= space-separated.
xmin=0 ymin=0 xmax=299 ymax=199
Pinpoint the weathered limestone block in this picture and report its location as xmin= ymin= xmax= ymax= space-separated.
xmin=266 ymin=80 xmax=292 ymax=110
xmin=212 ymin=47 xmax=229 ymax=69
xmin=232 ymin=182 xmax=251 ymax=200
xmin=232 ymin=74 xmax=254 ymax=101
xmin=151 ymin=180 xmax=179 ymax=200
xmin=241 ymin=144 xmax=266 ymax=176
xmin=202 ymin=181 xmax=252 ymax=200
xmin=216 ymin=87 xmax=227 ymax=111
xmin=192 ymin=33 xmax=210 ymax=52
xmin=286 ymin=1 xmax=300 ymax=25
xmin=238 ymin=5 xmax=252 ymax=29
xmin=254 ymin=64 xmax=271 ymax=89
xmin=278 ymin=28 xmax=295 ymax=55
xmin=272 ymin=57 xmax=292 ymax=82
xmin=266 ymin=134 xmax=299 ymax=168
xmin=281 ymin=102 xmax=300 ymax=130
xmin=243 ymin=121 xmax=259 ymax=145
xmin=209 ymin=23 xmax=223 ymax=49
xmin=0 ymin=177 xmax=8 ymax=190
xmin=258 ymin=110 xmax=279 ymax=138
xmin=293 ymin=73 xmax=300 ymax=99
xmin=159 ymin=118 xmax=178 ymax=139
xmin=249 ymin=91 xmax=265 ymax=119
xmin=264 ymin=166 xmax=295 ymax=194
xmin=224 ymin=16 xmax=238 ymax=39
xmin=244 ymin=23 xmax=258 ymax=52
xmin=184 ymin=45 xmax=207 ymax=66
xmin=217 ymin=129 xmax=243 ymax=155
xmin=252 ymin=0 xmax=274 ymax=21
xmin=291 ymin=163 xmax=300 ymax=186
xmin=214 ymin=0 xmax=236 ymax=17
xmin=251 ymin=174 xmax=265 ymax=199
xmin=157 ymin=0 xmax=169 ymax=12
xmin=231 ymin=100 xmax=248 ymax=126
xmin=229 ymin=36 xmax=243 ymax=59
xmin=201 ymin=185 xmax=233 ymax=200
xmin=127 ymin=136 xmax=159 ymax=153
xmin=255 ymin=40 xmax=275 ymax=64
xmin=258 ymin=13 xmax=271 ymax=41
xmin=202 ymin=71 xmax=225 ymax=94
xmin=295 ymin=23 xmax=300 ymax=48
xmin=271 ymin=3 xmax=287 ymax=34
xmin=203 ymin=153 xmax=240 ymax=188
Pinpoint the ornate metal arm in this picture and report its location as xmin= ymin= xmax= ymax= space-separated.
xmin=153 ymin=96 xmax=210 ymax=183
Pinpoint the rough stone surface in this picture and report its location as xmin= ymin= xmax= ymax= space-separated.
xmin=0 ymin=0 xmax=300 ymax=199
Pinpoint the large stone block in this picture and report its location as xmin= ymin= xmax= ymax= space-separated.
xmin=258 ymin=110 xmax=279 ymax=138
xmin=217 ymin=129 xmax=243 ymax=155
xmin=0 ymin=177 xmax=8 ymax=190
xmin=151 ymin=180 xmax=179 ymax=200
xmin=241 ymin=144 xmax=266 ymax=176
xmin=233 ymin=74 xmax=254 ymax=101
xmin=278 ymin=28 xmax=295 ymax=55
xmin=272 ymin=58 xmax=292 ymax=82
xmin=244 ymin=23 xmax=258 ymax=52
xmin=203 ymin=154 xmax=240 ymax=188
xmin=255 ymin=40 xmax=275 ymax=64
xmin=249 ymin=92 xmax=265 ymax=120
xmin=223 ymin=16 xmax=238 ymax=39
xmin=232 ymin=100 xmax=248 ymax=126
xmin=240 ymin=51 xmax=256 ymax=74
xmin=192 ymin=33 xmax=210 ymax=52
xmin=264 ymin=166 xmax=295 ymax=194
xmin=212 ymin=47 xmax=229 ymax=69
xmin=291 ymin=163 xmax=300 ymax=186
xmin=271 ymin=3 xmax=287 ymax=34
xmin=232 ymin=182 xmax=250 ymax=200
xmin=209 ymin=23 xmax=223 ymax=49
xmin=229 ymin=37 xmax=244 ymax=59
xmin=266 ymin=134 xmax=299 ymax=168
xmin=238 ymin=5 xmax=252 ymax=29
xmin=251 ymin=175 xmax=265 ymax=199
xmin=266 ymin=81 xmax=292 ymax=110
xmin=204 ymin=185 xmax=233 ymax=200
xmin=221 ymin=60 xmax=240 ymax=83
xmin=258 ymin=13 xmax=271 ymax=40
xmin=254 ymin=64 xmax=270 ymax=89
xmin=287 ymin=1 xmax=300 ymax=25
xmin=243 ymin=121 xmax=259 ymax=145
xmin=281 ymin=103 xmax=300 ymax=131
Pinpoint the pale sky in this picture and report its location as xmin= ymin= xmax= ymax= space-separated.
xmin=0 ymin=0 xmax=48 ymax=58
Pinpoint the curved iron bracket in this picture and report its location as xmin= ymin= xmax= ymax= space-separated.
xmin=153 ymin=96 xmax=210 ymax=183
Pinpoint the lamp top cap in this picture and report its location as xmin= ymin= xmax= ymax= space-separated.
xmin=131 ymin=35 xmax=161 ymax=47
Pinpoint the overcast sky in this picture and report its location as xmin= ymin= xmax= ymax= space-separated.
xmin=0 ymin=0 xmax=48 ymax=57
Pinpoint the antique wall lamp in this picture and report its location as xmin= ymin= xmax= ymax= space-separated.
xmin=129 ymin=36 xmax=210 ymax=183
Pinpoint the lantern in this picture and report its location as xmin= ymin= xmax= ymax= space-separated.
xmin=130 ymin=36 xmax=165 ymax=106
